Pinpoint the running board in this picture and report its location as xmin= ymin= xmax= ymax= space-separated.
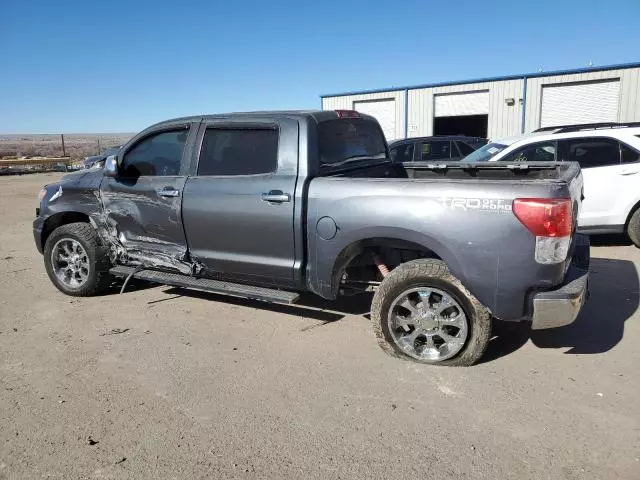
xmin=109 ymin=266 xmax=300 ymax=304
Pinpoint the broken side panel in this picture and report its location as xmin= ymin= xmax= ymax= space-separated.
xmin=98 ymin=176 xmax=194 ymax=274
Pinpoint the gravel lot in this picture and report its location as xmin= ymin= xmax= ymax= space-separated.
xmin=1 ymin=173 xmax=639 ymax=479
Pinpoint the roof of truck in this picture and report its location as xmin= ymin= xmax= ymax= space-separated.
xmin=149 ymin=110 xmax=365 ymax=129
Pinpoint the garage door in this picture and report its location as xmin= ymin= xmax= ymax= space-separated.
xmin=540 ymin=80 xmax=620 ymax=128
xmin=353 ymin=99 xmax=396 ymax=141
xmin=434 ymin=91 xmax=489 ymax=117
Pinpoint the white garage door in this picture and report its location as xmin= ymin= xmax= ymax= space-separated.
xmin=353 ymin=99 xmax=396 ymax=141
xmin=435 ymin=91 xmax=489 ymax=117
xmin=540 ymin=80 xmax=620 ymax=128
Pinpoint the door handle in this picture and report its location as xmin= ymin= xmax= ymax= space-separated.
xmin=157 ymin=187 xmax=181 ymax=197
xmin=261 ymin=190 xmax=291 ymax=203
xmin=620 ymin=169 xmax=640 ymax=176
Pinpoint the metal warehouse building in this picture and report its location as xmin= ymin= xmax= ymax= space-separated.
xmin=321 ymin=62 xmax=640 ymax=141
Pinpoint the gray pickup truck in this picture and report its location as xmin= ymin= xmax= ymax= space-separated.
xmin=33 ymin=110 xmax=589 ymax=366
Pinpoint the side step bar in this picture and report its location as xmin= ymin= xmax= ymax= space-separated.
xmin=109 ymin=266 xmax=300 ymax=304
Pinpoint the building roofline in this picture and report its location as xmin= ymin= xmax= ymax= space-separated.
xmin=319 ymin=61 xmax=640 ymax=98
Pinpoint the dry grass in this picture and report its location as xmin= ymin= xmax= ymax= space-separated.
xmin=0 ymin=133 xmax=134 ymax=160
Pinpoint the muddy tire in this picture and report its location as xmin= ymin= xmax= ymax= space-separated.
xmin=371 ymin=259 xmax=491 ymax=366
xmin=44 ymin=222 xmax=113 ymax=296
xmin=627 ymin=209 xmax=640 ymax=248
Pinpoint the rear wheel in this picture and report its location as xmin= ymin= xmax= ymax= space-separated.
xmin=44 ymin=222 xmax=112 ymax=296
xmin=627 ymin=208 xmax=640 ymax=248
xmin=371 ymin=259 xmax=491 ymax=366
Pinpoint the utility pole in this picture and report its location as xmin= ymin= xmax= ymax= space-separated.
xmin=61 ymin=134 xmax=66 ymax=157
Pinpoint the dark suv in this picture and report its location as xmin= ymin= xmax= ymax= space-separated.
xmin=388 ymin=136 xmax=487 ymax=163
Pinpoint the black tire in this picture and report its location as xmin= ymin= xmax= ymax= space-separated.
xmin=43 ymin=222 xmax=113 ymax=296
xmin=371 ymin=259 xmax=491 ymax=366
xmin=627 ymin=208 xmax=640 ymax=248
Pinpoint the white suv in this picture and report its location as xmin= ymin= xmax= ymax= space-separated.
xmin=465 ymin=123 xmax=640 ymax=246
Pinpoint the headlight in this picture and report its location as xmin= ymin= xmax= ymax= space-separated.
xmin=38 ymin=188 xmax=47 ymax=202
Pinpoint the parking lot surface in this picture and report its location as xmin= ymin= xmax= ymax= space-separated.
xmin=1 ymin=173 xmax=639 ymax=479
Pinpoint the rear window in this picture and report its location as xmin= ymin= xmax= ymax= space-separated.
xmin=318 ymin=119 xmax=387 ymax=168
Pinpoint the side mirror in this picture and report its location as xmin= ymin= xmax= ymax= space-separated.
xmin=104 ymin=155 xmax=118 ymax=178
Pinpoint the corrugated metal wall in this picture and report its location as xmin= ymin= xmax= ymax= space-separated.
xmin=322 ymin=91 xmax=407 ymax=140
xmin=406 ymin=79 xmax=523 ymax=139
xmin=524 ymin=68 xmax=640 ymax=132
xmin=322 ymin=67 xmax=640 ymax=140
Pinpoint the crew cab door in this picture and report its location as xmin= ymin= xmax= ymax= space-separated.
xmin=181 ymin=118 xmax=299 ymax=287
xmin=99 ymin=122 xmax=198 ymax=273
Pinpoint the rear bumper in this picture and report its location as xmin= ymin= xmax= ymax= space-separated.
xmin=531 ymin=234 xmax=590 ymax=330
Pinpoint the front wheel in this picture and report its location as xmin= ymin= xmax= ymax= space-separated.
xmin=371 ymin=259 xmax=491 ymax=366
xmin=43 ymin=222 xmax=113 ymax=296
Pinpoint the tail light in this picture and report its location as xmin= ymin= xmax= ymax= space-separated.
xmin=336 ymin=110 xmax=360 ymax=118
xmin=513 ymin=198 xmax=573 ymax=264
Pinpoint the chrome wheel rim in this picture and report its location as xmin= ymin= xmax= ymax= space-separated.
xmin=387 ymin=287 xmax=468 ymax=362
xmin=51 ymin=238 xmax=90 ymax=289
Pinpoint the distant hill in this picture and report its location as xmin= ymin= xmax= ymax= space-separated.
xmin=0 ymin=133 xmax=135 ymax=159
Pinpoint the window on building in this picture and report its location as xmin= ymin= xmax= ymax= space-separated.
xmin=198 ymin=128 xmax=278 ymax=176
xmin=560 ymin=138 xmax=620 ymax=169
xmin=390 ymin=143 xmax=415 ymax=162
xmin=420 ymin=140 xmax=451 ymax=161
xmin=121 ymin=129 xmax=188 ymax=177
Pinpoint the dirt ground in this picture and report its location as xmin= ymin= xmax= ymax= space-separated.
xmin=1 ymin=173 xmax=639 ymax=480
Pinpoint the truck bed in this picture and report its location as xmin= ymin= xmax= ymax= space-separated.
xmin=329 ymin=160 xmax=580 ymax=182
xmin=307 ymin=160 xmax=584 ymax=321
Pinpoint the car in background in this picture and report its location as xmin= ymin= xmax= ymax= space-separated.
xmin=388 ymin=136 xmax=487 ymax=163
xmin=83 ymin=146 xmax=122 ymax=169
xmin=467 ymin=122 xmax=640 ymax=246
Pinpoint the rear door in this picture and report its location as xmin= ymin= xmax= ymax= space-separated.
xmin=181 ymin=118 xmax=298 ymax=287
xmin=558 ymin=137 xmax=622 ymax=227
xmin=100 ymin=122 xmax=197 ymax=272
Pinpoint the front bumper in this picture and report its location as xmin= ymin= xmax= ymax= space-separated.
xmin=531 ymin=234 xmax=589 ymax=330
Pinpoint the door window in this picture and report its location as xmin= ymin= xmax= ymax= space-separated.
xmin=621 ymin=142 xmax=640 ymax=163
xmin=198 ymin=128 xmax=278 ymax=176
xmin=500 ymin=141 xmax=557 ymax=163
xmin=420 ymin=140 xmax=451 ymax=161
xmin=456 ymin=141 xmax=475 ymax=156
xmin=121 ymin=129 xmax=188 ymax=177
xmin=561 ymin=138 xmax=620 ymax=168
xmin=390 ymin=143 xmax=415 ymax=162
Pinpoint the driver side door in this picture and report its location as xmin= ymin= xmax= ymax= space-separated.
xmin=99 ymin=122 xmax=198 ymax=273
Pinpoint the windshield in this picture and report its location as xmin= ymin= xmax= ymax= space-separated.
xmin=461 ymin=142 xmax=508 ymax=162
xmin=318 ymin=119 xmax=387 ymax=168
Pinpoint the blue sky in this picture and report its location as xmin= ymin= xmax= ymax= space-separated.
xmin=2 ymin=0 xmax=639 ymax=133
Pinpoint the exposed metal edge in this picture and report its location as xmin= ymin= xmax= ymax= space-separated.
xmin=319 ymin=61 xmax=640 ymax=98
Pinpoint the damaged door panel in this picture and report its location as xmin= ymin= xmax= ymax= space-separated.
xmin=98 ymin=124 xmax=198 ymax=274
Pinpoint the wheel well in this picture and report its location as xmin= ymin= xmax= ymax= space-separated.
xmin=42 ymin=212 xmax=90 ymax=247
xmin=333 ymin=237 xmax=441 ymax=291
xmin=625 ymin=200 xmax=640 ymax=228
